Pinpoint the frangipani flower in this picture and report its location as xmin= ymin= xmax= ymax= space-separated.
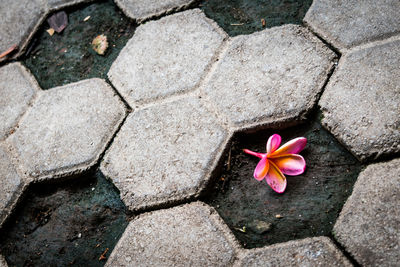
xmin=243 ymin=134 xmax=307 ymax=193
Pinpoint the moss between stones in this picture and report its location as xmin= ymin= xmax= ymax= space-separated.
xmin=201 ymin=0 xmax=313 ymax=36
xmin=203 ymin=113 xmax=363 ymax=248
xmin=23 ymin=0 xmax=136 ymax=89
xmin=0 ymin=171 xmax=128 ymax=266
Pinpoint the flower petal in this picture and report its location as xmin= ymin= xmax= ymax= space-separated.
xmin=265 ymin=161 xmax=287 ymax=193
xmin=267 ymin=134 xmax=282 ymax=154
xmin=270 ymin=154 xmax=306 ymax=176
xmin=254 ymin=156 xmax=269 ymax=181
xmin=270 ymin=137 xmax=307 ymax=156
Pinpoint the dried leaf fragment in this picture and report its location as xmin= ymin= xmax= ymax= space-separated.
xmin=47 ymin=11 xmax=68 ymax=33
xmin=92 ymin=35 xmax=108 ymax=55
xmin=0 ymin=44 xmax=18 ymax=59
xmin=46 ymin=28 xmax=55 ymax=36
xmin=261 ymin=18 xmax=266 ymax=27
xmin=99 ymin=248 xmax=109 ymax=261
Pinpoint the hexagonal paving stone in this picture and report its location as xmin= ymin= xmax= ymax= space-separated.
xmin=0 ymin=63 xmax=40 ymax=141
xmin=0 ymin=0 xmax=46 ymax=61
xmin=108 ymin=9 xmax=226 ymax=106
xmin=106 ymin=202 xmax=238 ymax=266
xmin=114 ymin=0 xmax=196 ymax=22
xmin=7 ymin=78 xmax=126 ymax=180
xmin=235 ymin=237 xmax=351 ymax=267
xmin=45 ymin=0 xmax=94 ymax=11
xmin=203 ymin=25 xmax=336 ymax=130
xmin=304 ymin=0 xmax=400 ymax=51
xmin=319 ymin=38 xmax=400 ymax=162
xmin=0 ymin=143 xmax=26 ymax=227
xmin=334 ymin=158 xmax=400 ymax=267
xmin=101 ymin=95 xmax=228 ymax=211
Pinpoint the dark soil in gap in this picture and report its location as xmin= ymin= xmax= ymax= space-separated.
xmin=203 ymin=114 xmax=363 ymax=248
xmin=0 ymin=170 xmax=128 ymax=266
xmin=201 ymin=0 xmax=313 ymax=36
xmin=23 ymin=0 xmax=136 ymax=89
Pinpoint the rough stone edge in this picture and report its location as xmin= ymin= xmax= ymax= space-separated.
xmin=114 ymin=0 xmax=199 ymax=24
xmin=101 ymin=93 xmax=233 ymax=212
xmin=319 ymin=35 xmax=400 ymax=163
xmin=233 ymin=236 xmax=352 ymax=267
xmin=106 ymin=201 xmax=242 ymax=266
xmin=0 ymin=62 xmax=42 ymax=142
xmin=0 ymin=254 xmax=8 ymax=267
xmin=0 ymin=142 xmax=30 ymax=230
xmin=202 ymin=24 xmax=337 ymax=133
xmin=45 ymin=0 xmax=96 ymax=12
xmin=6 ymin=78 xmax=127 ymax=182
xmin=108 ymin=8 xmax=229 ymax=108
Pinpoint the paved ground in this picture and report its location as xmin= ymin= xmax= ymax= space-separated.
xmin=0 ymin=0 xmax=399 ymax=266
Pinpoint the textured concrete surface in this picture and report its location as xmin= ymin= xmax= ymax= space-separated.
xmin=0 ymin=255 xmax=7 ymax=267
xmin=334 ymin=158 xmax=400 ymax=267
xmin=101 ymin=95 xmax=228 ymax=211
xmin=203 ymin=25 xmax=336 ymax=130
xmin=7 ymin=78 xmax=126 ymax=180
xmin=114 ymin=0 xmax=196 ymax=22
xmin=0 ymin=63 xmax=40 ymax=141
xmin=304 ymin=0 xmax=400 ymax=51
xmin=235 ymin=237 xmax=351 ymax=267
xmin=108 ymin=9 xmax=226 ymax=106
xmin=319 ymin=37 xmax=400 ymax=162
xmin=0 ymin=143 xmax=26 ymax=228
xmin=106 ymin=202 xmax=238 ymax=267
xmin=45 ymin=0 xmax=94 ymax=11
xmin=0 ymin=0 xmax=46 ymax=61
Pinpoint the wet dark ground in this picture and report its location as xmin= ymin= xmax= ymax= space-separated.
xmin=201 ymin=0 xmax=313 ymax=36
xmin=0 ymin=171 xmax=128 ymax=266
xmin=23 ymin=0 xmax=136 ymax=89
xmin=203 ymin=114 xmax=363 ymax=248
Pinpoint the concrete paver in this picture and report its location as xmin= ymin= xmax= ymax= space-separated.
xmin=0 ymin=143 xmax=26 ymax=227
xmin=203 ymin=25 xmax=336 ymax=131
xmin=0 ymin=255 xmax=7 ymax=267
xmin=235 ymin=237 xmax=351 ymax=267
xmin=114 ymin=0 xmax=196 ymax=22
xmin=334 ymin=158 xmax=400 ymax=267
xmin=101 ymin=95 xmax=228 ymax=211
xmin=7 ymin=78 xmax=126 ymax=181
xmin=319 ymin=37 xmax=400 ymax=162
xmin=106 ymin=202 xmax=238 ymax=267
xmin=45 ymin=0 xmax=94 ymax=11
xmin=0 ymin=63 xmax=40 ymax=141
xmin=304 ymin=0 xmax=400 ymax=51
xmin=108 ymin=9 xmax=226 ymax=106
xmin=0 ymin=0 xmax=46 ymax=61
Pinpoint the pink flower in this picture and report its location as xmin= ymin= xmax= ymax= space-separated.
xmin=243 ymin=134 xmax=307 ymax=193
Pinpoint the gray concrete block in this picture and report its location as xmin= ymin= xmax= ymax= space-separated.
xmin=7 ymin=78 xmax=126 ymax=180
xmin=0 ymin=63 xmax=40 ymax=141
xmin=106 ymin=202 xmax=238 ymax=267
xmin=0 ymin=255 xmax=7 ymax=267
xmin=0 ymin=0 xmax=46 ymax=61
xmin=319 ymin=37 xmax=400 ymax=162
xmin=235 ymin=237 xmax=351 ymax=267
xmin=0 ymin=143 xmax=27 ymax=228
xmin=203 ymin=25 xmax=336 ymax=131
xmin=108 ymin=9 xmax=226 ymax=106
xmin=101 ymin=95 xmax=228 ymax=211
xmin=334 ymin=158 xmax=400 ymax=267
xmin=304 ymin=0 xmax=400 ymax=51
xmin=114 ymin=0 xmax=196 ymax=22
xmin=45 ymin=0 xmax=95 ymax=11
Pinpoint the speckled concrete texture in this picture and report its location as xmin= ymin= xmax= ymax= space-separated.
xmin=106 ymin=202 xmax=239 ymax=267
xmin=0 ymin=143 xmax=26 ymax=228
xmin=7 ymin=78 xmax=126 ymax=181
xmin=334 ymin=158 xmax=400 ymax=267
xmin=108 ymin=9 xmax=226 ymax=106
xmin=0 ymin=63 xmax=40 ymax=141
xmin=0 ymin=0 xmax=46 ymax=61
xmin=319 ymin=37 xmax=400 ymax=162
xmin=304 ymin=0 xmax=400 ymax=51
xmin=235 ymin=237 xmax=351 ymax=267
xmin=0 ymin=255 xmax=7 ymax=267
xmin=114 ymin=0 xmax=196 ymax=22
xmin=45 ymin=0 xmax=95 ymax=11
xmin=203 ymin=25 xmax=336 ymax=131
xmin=101 ymin=95 xmax=228 ymax=211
